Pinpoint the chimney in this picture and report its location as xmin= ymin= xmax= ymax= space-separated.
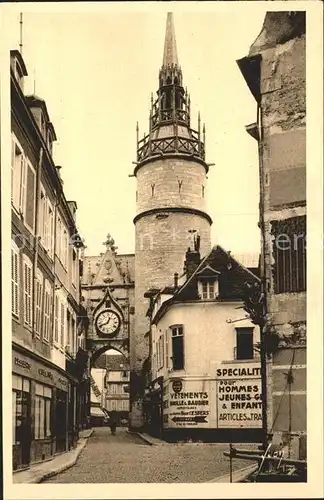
xmin=174 ymin=272 xmax=179 ymax=288
xmin=184 ymin=248 xmax=200 ymax=279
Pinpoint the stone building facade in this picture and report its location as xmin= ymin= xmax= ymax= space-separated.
xmin=131 ymin=12 xmax=212 ymax=429
xmin=11 ymin=49 xmax=89 ymax=472
xmin=237 ymin=12 xmax=306 ymax=459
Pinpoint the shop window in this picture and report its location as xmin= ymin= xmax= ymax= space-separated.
xmin=12 ymin=375 xmax=31 ymax=445
xmin=35 ymin=383 xmax=52 ymax=439
xmin=235 ymin=327 xmax=254 ymax=360
xmin=171 ymin=325 xmax=184 ymax=370
xmin=11 ymin=243 xmax=20 ymax=318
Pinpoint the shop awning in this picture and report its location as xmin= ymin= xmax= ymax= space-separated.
xmin=90 ymin=407 xmax=106 ymax=417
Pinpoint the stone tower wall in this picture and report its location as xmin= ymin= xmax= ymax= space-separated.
xmin=136 ymin=157 xmax=207 ymax=215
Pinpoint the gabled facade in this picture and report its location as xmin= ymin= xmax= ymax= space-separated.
xmin=11 ymin=49 xmax=89 ymax=472
xmin=144 ymin=242 xmax=262 ymax=442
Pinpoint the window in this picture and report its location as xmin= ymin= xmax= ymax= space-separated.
xmin=24 ymin=160 xmax=36 ymax=232
xmin=11 ymin=243 xmax=20 ymax=317
xmin=12 ymin=140 xmax=24 ymax=211
xmin=56 ymin=217 xmax=62 ymax=257
xmin=56 ymin=216 xmax=69 ymax=268
xmin=272 ymin=216 xmax=306 ymax=294
xmin=11 ymin=137 xmax=36 ymax=232
xmin=236 ymin=328 xmax=254 ymax=360
xmin=43 ymin=282 xmax=52 ymax=343
xmin=23 ymin=255 xmax=32 ymax=327
xmin=35 ymin=272 xmax=43 ymax=337
xmin=54 ymin=294 xmax=59 ymax=344
xmin=13 ymin=375 xmax=31 ymax=445
xmin=122 ymin=371 xmax=128 ymax=379
xmin=47 ymin=202 xmax=54 ymax=257
xmin=171 ymin=325 xmax=184 ymax=370
xmin=202 ymin=280 xmax=215 ymax=300
xmin=157 ymin=335 xmax=164 ymax=370
xmin=35 ymin=383 xmax=52 ymax=440
xmin=62 ymin=229 xmax=68 ymax=268
xmin=71 ymin=317 xmax=76 ymax=355
xmin=72 ymin=249 xmax=77 ymax=286
xmin=60 ymin=303 xmax=65 ymax=347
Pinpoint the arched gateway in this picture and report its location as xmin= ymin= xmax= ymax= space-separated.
xmin=81 ymin=235 xmax=135 ymax=421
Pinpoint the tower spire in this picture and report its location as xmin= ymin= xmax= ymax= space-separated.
xmin=162 ymin=12 xmax=179 ymax=68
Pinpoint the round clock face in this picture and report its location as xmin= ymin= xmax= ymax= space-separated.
xmin=96 ymin=310 xmax=120 ymax=336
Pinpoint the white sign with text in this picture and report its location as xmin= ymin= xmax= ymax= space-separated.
xmin=216 ymin=363 xmax=262 ymax=428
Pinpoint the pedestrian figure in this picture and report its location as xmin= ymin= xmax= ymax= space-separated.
xmin=18 ymin=415 xmax=32 ymax=467
xmin=109 ymin=413 xmax=117 ymax=435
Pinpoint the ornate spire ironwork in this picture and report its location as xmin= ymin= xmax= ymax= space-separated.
xmin=135 ymin=13 xmax=206 ymax=166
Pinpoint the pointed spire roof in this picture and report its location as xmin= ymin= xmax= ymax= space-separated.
xmin=162 ymin=12 xmax=179 ymax=67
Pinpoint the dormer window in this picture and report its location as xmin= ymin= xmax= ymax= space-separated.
xmin=202 ymin=280 xmax=216 ymax=300
xmin=196 ymin=265 xmax=220 ymax=301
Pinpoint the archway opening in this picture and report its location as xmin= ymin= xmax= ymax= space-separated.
xmin=90 ymin=348 xmax=130 ymax=428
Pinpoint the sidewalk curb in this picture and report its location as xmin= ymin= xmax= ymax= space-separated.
xmin=22 ymin=429 xmax=94 ymax=484
xmin=126 ymin=430 xmax=155 ymax=446
xmin=207 ymin=463 xmax=258 ymax=483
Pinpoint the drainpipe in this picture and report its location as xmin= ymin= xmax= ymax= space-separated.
xmin=32 ymin=147 xmax=43 ymax=338
xmin=257 ymin=101 xmax=269 ymax=451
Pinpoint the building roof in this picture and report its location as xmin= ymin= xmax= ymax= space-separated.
xmin=162 ymin=12 xmax=179 ymax=67
xmin=231 ymin=253 xmax=260 ymax=270
xmin=151 ymin=245 xmax=260 ymax=324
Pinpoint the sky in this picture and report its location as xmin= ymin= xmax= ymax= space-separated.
xmin=4 ymin=4 xmax=268 ymax=257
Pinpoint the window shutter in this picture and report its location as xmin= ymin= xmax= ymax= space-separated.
xmin=54 ymin=295 xmax=59 ymax=343
xmin=11 ymin=138 xmax=15 ymax=202
xmin=165 ymin=330 xmax=169 ymax=369
xmin=60 ymin=303 xmax=65 ymax=346
xmin=25 ymin=163 xmax=36 ymax=231
xmin=49 ymin=293 xmax=53 ymax=341
xmin=11 ymin=249 xmax=19 ymax=316
xmin=20 ymin=156 xmax=26 ymax=214
xmin=44 ymin=198 xmax=49 ymax=250
xmin=23 ymin=259 xmax=32 ymax=326
xmin=161 ymin=334 xmax=164 ymax=368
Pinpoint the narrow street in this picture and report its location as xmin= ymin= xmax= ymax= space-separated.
xmin=44 ymin=427 xmax=253 ymax=483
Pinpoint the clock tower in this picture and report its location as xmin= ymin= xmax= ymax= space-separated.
xmin=131 ymin=13 xmax=212 ymax=429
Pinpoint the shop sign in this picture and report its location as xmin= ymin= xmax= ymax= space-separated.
xmin=216 ymin=363 xmax=262 ymax=428
xmin=14 ymin=356 xmax=31 ymax=371
xmin=166 ymin=379 xmax=210 ymax=428
xmin=57 ymin=377 xmax=68 ymax=389
xmin=12 ymin=349 xmax=68 ymax=391
xmin=38 ymin=368 xmax=54 ymax=381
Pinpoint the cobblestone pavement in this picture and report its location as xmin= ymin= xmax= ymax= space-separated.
xmin=45 ymin=427 xmax=257 ymax=483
